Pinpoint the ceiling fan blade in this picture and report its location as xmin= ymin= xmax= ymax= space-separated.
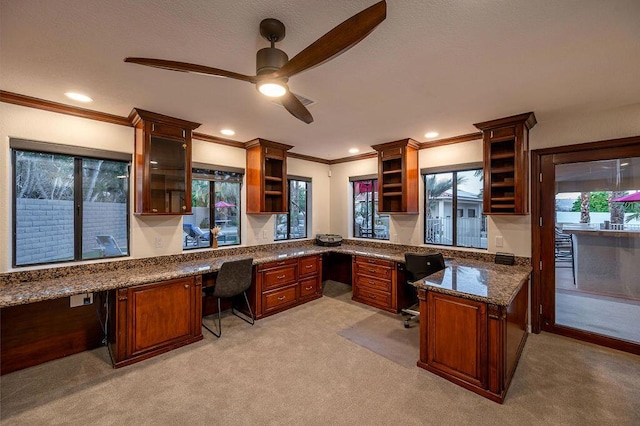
xmin=280 ymin=90 xmax=314 ymax=124
xmin=124 ymin=58 xmax=258 ymax=83
xmin=269 ymin=0 xmax=386 ymax=79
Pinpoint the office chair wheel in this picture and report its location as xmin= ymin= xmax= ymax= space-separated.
xmin=404 ymin=320 xmax=410 ymax=328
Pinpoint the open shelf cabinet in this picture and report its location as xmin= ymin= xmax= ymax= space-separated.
xmin=246 ymin=139 xmax=293 ymax=214
xmin=372 ymin=139 xmax=420 ymax=214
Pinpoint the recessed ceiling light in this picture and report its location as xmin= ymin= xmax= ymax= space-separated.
xmin=349 ymin=148 xmax=360 ymax=154
xmin=424 ymin=132 xmax=439 ymax=138
xmin=220 ymin=129 xmax=235 ymax=136
xmin=64 ymin=92 xmax=93 ymax=103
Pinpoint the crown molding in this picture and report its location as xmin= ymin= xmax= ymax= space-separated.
xmin=419 ymin=132 xmax=483 ymax=149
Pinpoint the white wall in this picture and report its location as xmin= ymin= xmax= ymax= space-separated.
xmin=0 ymin=103 xmax=331 ymax=273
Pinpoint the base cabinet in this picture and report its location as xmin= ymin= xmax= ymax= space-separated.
xmin=253 ymin=255 xmax=322 ymax=318
xmin=417 ymin=282 xmax=528 ymax=403
xmin=351 ymin=256 xmax=410 ymax=313
xmin=108 ymin=276 xmax=203 ymax=368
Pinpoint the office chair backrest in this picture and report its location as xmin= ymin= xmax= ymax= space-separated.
xmin=212 ymin=258 xmax=254 ymax=298
xmin=404 ymin=253 xmax=445 ymax=282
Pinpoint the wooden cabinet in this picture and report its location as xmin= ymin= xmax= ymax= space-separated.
xmin=108 ymin=276 xmax=203 ymax=368
xmin=129 ymin=108 xmax=201 ymax=215
xmin=371 ymin=139 xmax=420 ymax=214
xmin=246 ymin=139 xmax=293 ymax=214
xmin=252 ymin=254 xmax=322 ymax=318
xmin=351 ymin=255 xmax=411 ymax=313
xmin=417 ymin=280 xmax=529 ymax=403
xmin=474 ymin=112 xmax=536 ymax=215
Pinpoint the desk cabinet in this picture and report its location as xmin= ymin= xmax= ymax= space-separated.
xmin=252 ymin=255 xmax=322 ymax=318
xmin=108 ymin=276 xmax=203 ymax=368
xmin=417 ymin=281 xmax=528 ymax=403
xmin=352 ymin=256 xmax=410 ymax=313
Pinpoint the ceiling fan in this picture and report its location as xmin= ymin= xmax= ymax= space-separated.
xmin=124 ymin=1 xmax=387 ymax=124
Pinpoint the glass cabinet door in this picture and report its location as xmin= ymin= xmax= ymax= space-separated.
xmin=149 ymin=135 xmax=187 ymax=213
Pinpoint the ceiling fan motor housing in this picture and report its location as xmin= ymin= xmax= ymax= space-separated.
xmin=256 ymin=47 xmax=289 ymax=76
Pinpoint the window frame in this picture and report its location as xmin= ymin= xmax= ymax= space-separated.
xmin=422 ymin=162 xmax=486 ymax=249
xmin=275 ymin=176 xmax=311 ymax=241
xmin=185 ymin=165 xmax=244 ymax=250
xmin=351 ymin=176 xmax=390 ymax=241
xmin=11 ymin=140 xmax=131 ymax=267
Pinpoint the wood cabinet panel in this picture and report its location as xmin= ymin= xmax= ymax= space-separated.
xmin=428 ymin=292 xmax=486 ymax=387
xmin=353 ymin=285 xmax=392 ymax=310
xmin=108 ymin=276 xmax=202 ymax=368
xmin=354 ymin=256 xmax=393 ymax=268
xmin=130 ymin=279 xmax=193 ymax=355
xmin=352 ymin=255 xmax=410 ymax=313
xmin=372 ymin=139 xmax=420 ymax=214
xmin=354 ymin=263 xmax=393 ymax=281
xmin=354 ymin=274 xmax=392 ymax=292
xmin=299 ymin=276 xmax=320 ymax=299
xmin=299 ymin=256 xmax=319 ymax=277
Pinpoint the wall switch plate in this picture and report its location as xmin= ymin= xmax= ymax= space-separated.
xmin=70 ymin=293 xmax=93 ymax=308
xmin=495 ymin=236 xmax=503 ymax=247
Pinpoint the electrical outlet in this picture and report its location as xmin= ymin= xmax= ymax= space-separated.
xmin=263 ymin=229 xmax=268 ymax=239
xmin=70 ymin=293 xmax=93 ymax=308
xmin=495 ymin=236 xmax=503 ymax=247
xmin=392 ymin=234 xmax=398 ymax=242
xmin=154 ymin=237 xmax=163 ymax=248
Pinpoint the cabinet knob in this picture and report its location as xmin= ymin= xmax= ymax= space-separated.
xmin=182 ymin=144 xmax=187 ymax=149
xmin=182 ymin=206 xmax=187 ymax=210
xmin=184 ymin=284 xmax=189 ymax=289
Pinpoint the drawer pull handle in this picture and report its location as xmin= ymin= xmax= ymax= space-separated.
xmin=305 ymin=286 xmax=313 ymax=291
xmin=152 ymin=208 xmax=158 ymax=213
xmin=368 ymin=259 xmax=376 ymax=263
xmin=305 ymin=265 xmax=313 ymax=269
xmin=369 ymin=281 xmax=375 ymax=285
xmin=184 ymin=285 xmax=189 ymax=289
xmin=368 ymin=294 xmax=376 ymax=299
xmin=369 ymin=269 xmax=376 ymax=273
xmin=277 ymin=274 xmax=286 ymax=279
xmin=277 ymin=261 xmax=286 ymax=265
xmin=277 ymin=296 xmax=286 ymax=301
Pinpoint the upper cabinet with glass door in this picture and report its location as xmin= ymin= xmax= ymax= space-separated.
xmin=129 ymin=108 xmax=201 ymax=215
xmin=474 ymin=112 xmax=536 ymax=215
xmin=372 ymin=139 xmax=420 ymax=214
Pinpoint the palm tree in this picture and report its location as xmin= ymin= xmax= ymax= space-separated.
xmin=580 ymin=192 xmax=590 ymax=223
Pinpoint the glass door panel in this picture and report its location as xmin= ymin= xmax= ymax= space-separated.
xmin=554 ymin=157 xmax=640 ymax=344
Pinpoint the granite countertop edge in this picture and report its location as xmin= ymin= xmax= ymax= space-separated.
xmin=0 ymin=243 xmax=523 ymax=308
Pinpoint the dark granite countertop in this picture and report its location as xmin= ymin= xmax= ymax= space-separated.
xmin=412 ymin=258 xmax=532 ymax=306
xmin=0 ymin=241 xmax=528 ymax=308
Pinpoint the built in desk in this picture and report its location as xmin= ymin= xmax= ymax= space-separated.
xmin=413 ymin=259 xmax=531 ymax=403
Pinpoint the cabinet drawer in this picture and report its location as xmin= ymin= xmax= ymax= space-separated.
xmin=151 ymin=123 xmax=186 ymax=140
xmin=354 ymin=274 xmax=391 ymax=293
xmin=355 ymin=263 xmax=392 ymax=280
xmin=263 ymin=285 xmax=298 ymax=313
xmin=300 ymin=277 xmax=319 ymax=298
xmin=262 ymin=258 xmax=297 ymax=270
xmin=299 ymin=256 xmax=318 ymax=277
xmin=263 ymin=265 xmax=297 ymax=290
xmin=355 ymin=256 xmax=394 ymax=268
xmin=354 ymin=286 xmax=392 ymax=310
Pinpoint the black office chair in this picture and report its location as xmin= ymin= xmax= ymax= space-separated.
xmin=402 ymin=253 xmax=446 ymax=328
xmin=202 ymin=258 xmax=255 ymax=337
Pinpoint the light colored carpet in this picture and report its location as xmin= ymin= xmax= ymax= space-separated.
xmin=1 ymin=290 xmax=639 ymax=425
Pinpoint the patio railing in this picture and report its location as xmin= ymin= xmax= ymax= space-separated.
xmin=426 ymin=216 xmax=487 ymax=248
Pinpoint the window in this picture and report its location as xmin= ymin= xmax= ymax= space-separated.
xmin=12 ymin=140 xmax=130 ymax=267
xmin=424 ymin=165 xmax=486 ymax=249
xmin=184 ymin=166 xmax=242 ymax=249
xmin=351 ymin=178 xmax=389 ymax=240
xmin=275 ymin=177 xmax=310 ymax=240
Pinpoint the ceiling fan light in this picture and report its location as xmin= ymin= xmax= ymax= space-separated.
xmin=258 ymin=81 xmax=287 ymax=97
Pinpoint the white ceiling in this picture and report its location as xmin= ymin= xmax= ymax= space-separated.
xmin=2 ymin=0 xmax=639 ymax=159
